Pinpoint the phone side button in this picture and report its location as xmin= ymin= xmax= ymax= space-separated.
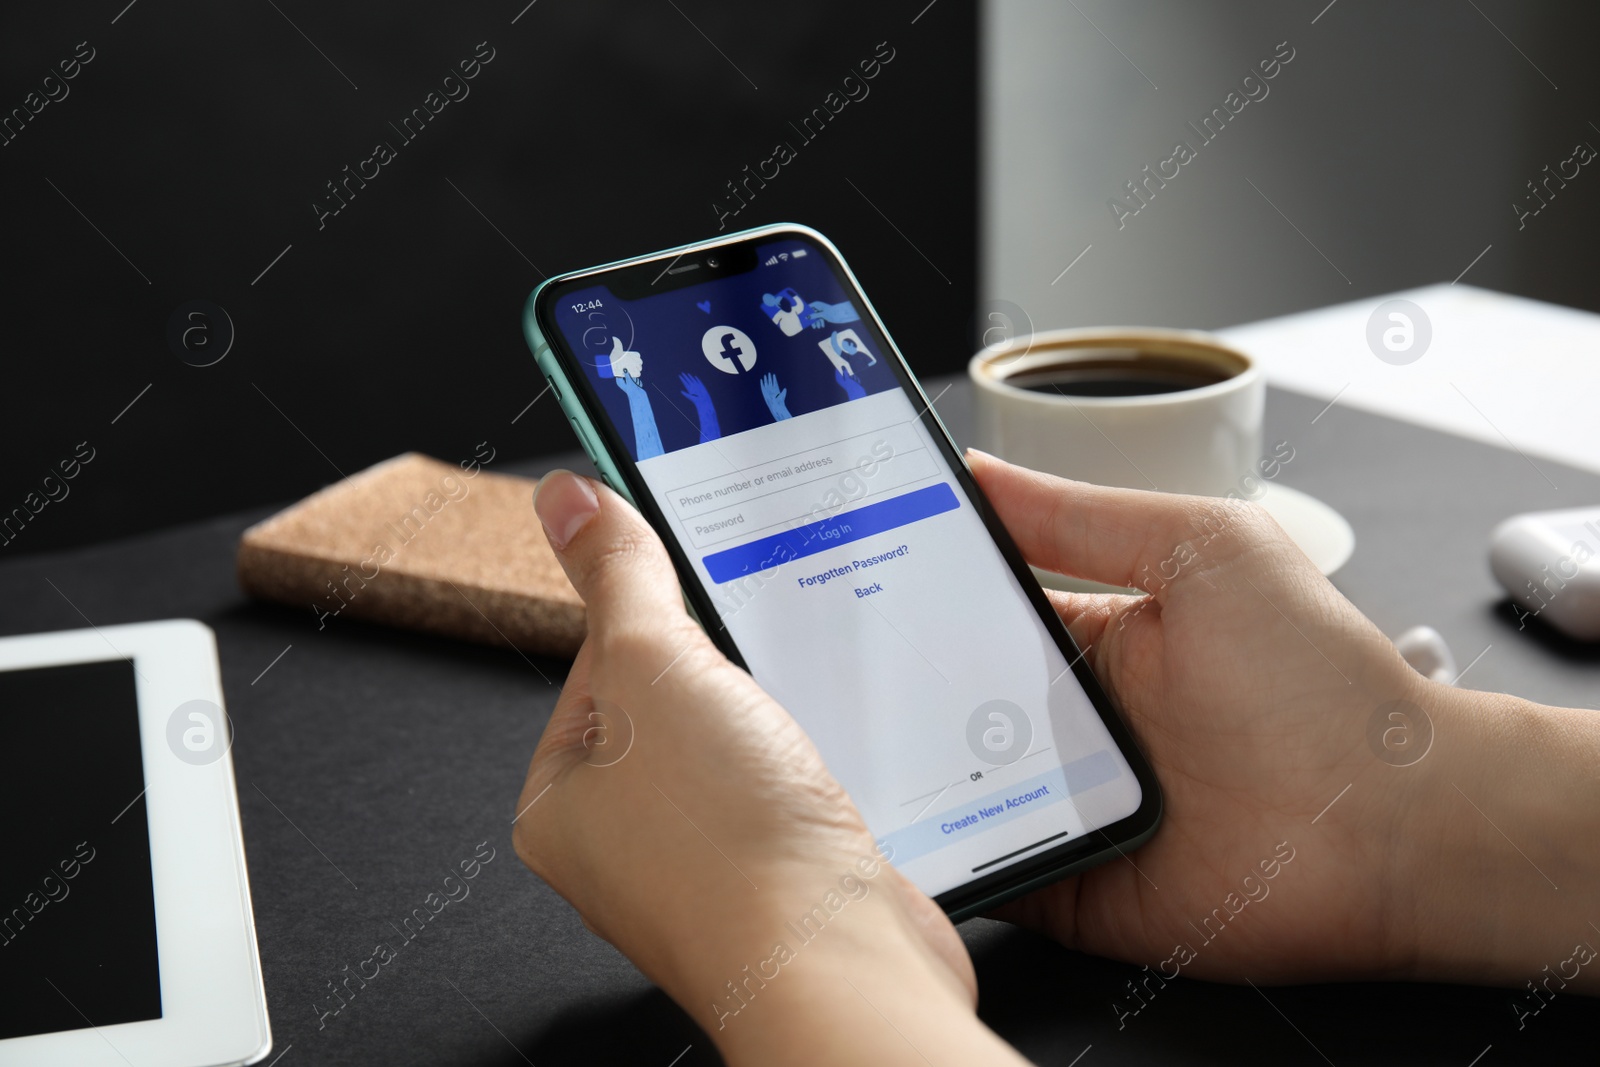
xmin=564 ymin=416 xmax=614 ymax=486
xmin=566 ymin=415 xmax=599 ymax=463
xmin=562 ymin=415 xmax=627 ymax=498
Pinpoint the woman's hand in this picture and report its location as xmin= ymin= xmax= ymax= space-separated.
xmin=968 ymin=450 xmax=1600 ymax=994
xmin=513 ymin=451 xmax=1600 ymax=1061
xmin=515 ymin=471 xmax=1031 ymax=1066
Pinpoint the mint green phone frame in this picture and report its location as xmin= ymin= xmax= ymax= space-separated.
xmin=521 ymin=223 xmax=1161 ymax=921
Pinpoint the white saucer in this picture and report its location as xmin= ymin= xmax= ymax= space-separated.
xmin=1029 ymin=482 xmax=1355 ymax=593
xmin=1257 ymin=482 xmax=1356 ymax=575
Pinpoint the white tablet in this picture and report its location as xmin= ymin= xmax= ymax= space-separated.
xmin=0 ymin=620 xmax=271 ymax=1067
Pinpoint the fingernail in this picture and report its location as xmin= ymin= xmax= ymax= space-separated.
xmin=965 ymin=447 xmax=995 ymax=464
xmin=533 ymin=470 xmax=599 ymax=550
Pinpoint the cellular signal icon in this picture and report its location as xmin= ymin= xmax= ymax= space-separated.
xmin=763 ymin=255 xmax=779 ymax=266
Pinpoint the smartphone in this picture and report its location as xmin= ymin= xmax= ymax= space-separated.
xmin=523 ymin=224 xmax=1160 ymax=919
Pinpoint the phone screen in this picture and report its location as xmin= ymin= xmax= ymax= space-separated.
xmin=543 ymin=231 xmax=1148 ymax=901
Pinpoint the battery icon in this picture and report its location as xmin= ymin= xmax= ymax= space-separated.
xmin=791 ymin=249 xmax=808 ymax=258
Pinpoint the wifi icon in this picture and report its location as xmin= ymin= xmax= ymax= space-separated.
xmin=778 ymin=252 xmax=789 ymax=261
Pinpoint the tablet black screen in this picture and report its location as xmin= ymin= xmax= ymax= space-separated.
xmin=0 ymin=658 xmax=163 ymax=1041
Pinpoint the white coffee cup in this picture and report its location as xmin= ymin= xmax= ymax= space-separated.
xmin=968 ymin=327 xmax=1264 ymax=497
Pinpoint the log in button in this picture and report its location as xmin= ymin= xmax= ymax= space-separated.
xmin=700 ymin=482 xmax=958 ymax=584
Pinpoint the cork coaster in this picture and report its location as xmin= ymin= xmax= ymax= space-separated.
xmin=237 ymin=454 xmax=583 ymax=658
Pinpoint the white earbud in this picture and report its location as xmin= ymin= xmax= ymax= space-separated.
xmin=1392 ymin=625 xmax=1457 ymax=685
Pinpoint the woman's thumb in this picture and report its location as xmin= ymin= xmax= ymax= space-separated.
xmin=533 ymin=470 xmax=689 ymax=640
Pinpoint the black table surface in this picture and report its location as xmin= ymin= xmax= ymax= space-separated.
xmin=3 ymin=379 xmax=1595 ymax=1066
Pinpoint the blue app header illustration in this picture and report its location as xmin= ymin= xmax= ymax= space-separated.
xmin=552 ymin=240 xmax=898 ymax=461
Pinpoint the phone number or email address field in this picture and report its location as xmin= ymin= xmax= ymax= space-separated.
xmin=665 ymin=423 xmax=934 ymax=550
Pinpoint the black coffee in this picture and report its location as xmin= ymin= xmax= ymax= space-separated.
xmin=1009 ymin=356 xmax=1230 ymax=398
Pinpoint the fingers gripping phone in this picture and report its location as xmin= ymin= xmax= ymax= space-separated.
xmin=524 ymin=224 xmax=1160 ymax=919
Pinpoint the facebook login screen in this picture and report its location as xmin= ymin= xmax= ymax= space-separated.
xmin=550 ymin=236 xmax=1142 ymax=897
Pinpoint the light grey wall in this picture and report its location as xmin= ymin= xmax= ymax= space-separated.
xmin=983 ymin=0 xmax=1597 ymax=336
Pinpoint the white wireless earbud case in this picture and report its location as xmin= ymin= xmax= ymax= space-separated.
xmin=1489 ymin=506 xmax=1600 ymax=641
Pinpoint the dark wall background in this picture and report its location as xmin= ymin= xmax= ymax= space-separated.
xmin=0 ymin=0 xmax=976 ymax=554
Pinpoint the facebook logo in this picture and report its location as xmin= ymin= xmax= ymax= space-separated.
xmin=701 ymin=325 xmax=757 ymax=374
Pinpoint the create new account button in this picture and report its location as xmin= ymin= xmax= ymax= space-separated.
xmin=941 ymin=784 xmax=1052 ymax=835
xmin=700 ymin=482 xmax=958 ymax=584
xmin=874 ymin=750 xmax=1120 ymax=866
